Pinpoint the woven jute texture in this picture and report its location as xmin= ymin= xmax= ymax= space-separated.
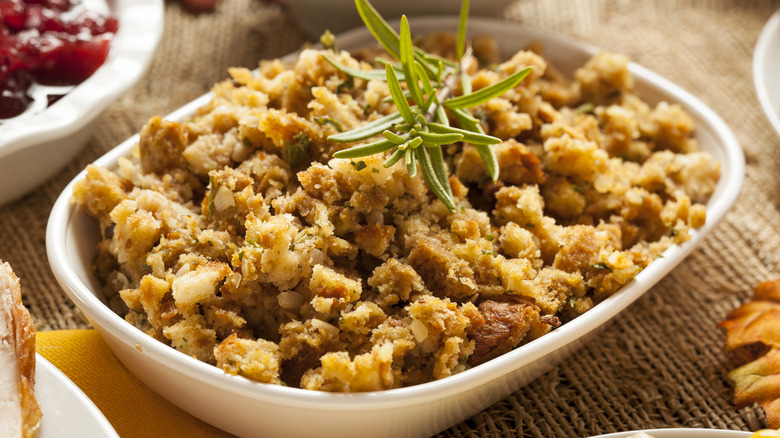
xmin=0 ymin=0 xmax=777 ymax=436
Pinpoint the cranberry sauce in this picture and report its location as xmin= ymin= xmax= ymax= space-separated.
xmin=0 ymin=0 xmax=118 ymax=119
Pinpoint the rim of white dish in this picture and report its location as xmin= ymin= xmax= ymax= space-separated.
xmin=0 ymin=0 xmax=164 ymax=159
xmin=753 ymin=10 xmax=780 ymax=138
xmin=36 ymin=353 xmax=120 ymax=438
xmin=46 ymin=16 xmax=744 ymax=411
xmin=587 ymin=428 xmax=752 ymax=438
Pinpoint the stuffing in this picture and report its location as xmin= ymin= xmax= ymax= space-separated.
xmin=71 ymin=36 xmax=719 ymax=392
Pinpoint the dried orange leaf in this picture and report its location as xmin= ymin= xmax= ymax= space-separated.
xmin=720 ymin=278 xmax=780 ymax=428
xmin=721 ymin=302 xmax=780 ymax=351
xmin=729 ymin=348 xmax=780 ymax=406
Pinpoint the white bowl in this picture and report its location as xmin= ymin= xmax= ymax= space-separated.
xmin=283 ymin=0 xmax=515 ymax=37
xmin=0 ymin=0 xmax=164 ymax=207
xmin=46 ymin=17 xmax=744 ymax=438
xmin=754 ymin=9 xmax=780 ymax=139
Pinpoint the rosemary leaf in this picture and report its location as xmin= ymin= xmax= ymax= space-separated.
xmin=354 ymin=0 xmax=444 ymax=80
xmin=382 ymin=90 xmax=411 ymax=104
xmin=328 ymin=112 xmax=403 ymax=142
xmin=355 ymin=0 xmax=401 ymax=59
xmin=378 ymin=53 xmax=448 ymax=80
xmin=416 ymin=147 xmax=456 ymax=212
xmin=386 ymin=63 xmax=416 ymax=124
xmin=418 ymin=53 xmax=457 ymax=72
xmin=456 ymin=0 xmax=470 ymax=61
xmin=418 ymin=131 xmax=463 ymax=146
xmin=383 ymin=147 xmax=405 ymax=167
xmin=395 ymin=122 xmax=412 ymax=132
xmin=375 ymin=56 xmax=403 ymax=73
xmin=427 ymin=123 xmax=501 ymax=145
xmin=406 ymin=136 xmax=423 ymax=149
xmin=322 ymin=55 xmax=394 ymax=81
xmin=417 ymin=61 xmax=435 ymax=96
xmin=435 ymin=60 xmax=445 ymax=86
xmin=332 ymin=138 xmax=396 ymax=159
xmin=443 ymin=66 xmax=532 ymax=109
xmin=382 ymin=130 xmax=408 ymax=144
xmin=427 ymin=144 xmax=453 ymax=198
xmin=474 ymin=143 xmax=499 ymax=182
xmin=405 ymin=147 xmax=417 ymax=177
xmin=422 ymin=93 xmax=437 ymax=112
xmin=451 ymin=107 xmax=480 ymax=131
xmin=400 ymin=16 xmax=424 ymax=107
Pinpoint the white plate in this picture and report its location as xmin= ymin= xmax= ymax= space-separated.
xmin=754 ymin=9 xmax=780 ymax=139
xmin=590 ymin=429 xmax=752 ymax=438
xmin=45 ymin=17 xmax=745 ymax=438
xmin=35 ymin=353 xmax=118 ymax=438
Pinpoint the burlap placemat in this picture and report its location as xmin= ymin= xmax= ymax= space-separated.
xmin=0 ymin=0 xmax=776 ymax=436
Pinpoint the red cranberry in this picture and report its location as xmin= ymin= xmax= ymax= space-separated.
xmin=0 ymin=70 xmax=32 ymax=119
xmin=69 ymin=10 xmax=118 ymax=36
xmin=33 ymin=34 xmax=111 ymax=84
xmin=0 ymin=0 xmax=116 ymax=119
xmin=0 ymin=1 xmax=27 ymax=32
xmin=25 ymin=5 xmax=67 ymax=33
xmin=43 ymin=0 xmax=72 ymax=12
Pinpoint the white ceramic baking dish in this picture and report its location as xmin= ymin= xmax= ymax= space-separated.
xmin=46 ymin=17 xmax=744 ymax=438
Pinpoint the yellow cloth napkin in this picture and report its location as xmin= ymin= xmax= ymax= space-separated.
xmin=36 ymin=329 xmax=234 ymax=438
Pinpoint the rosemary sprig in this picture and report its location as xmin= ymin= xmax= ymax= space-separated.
xmin=328 ymin=0 xmax=532 ymax=212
